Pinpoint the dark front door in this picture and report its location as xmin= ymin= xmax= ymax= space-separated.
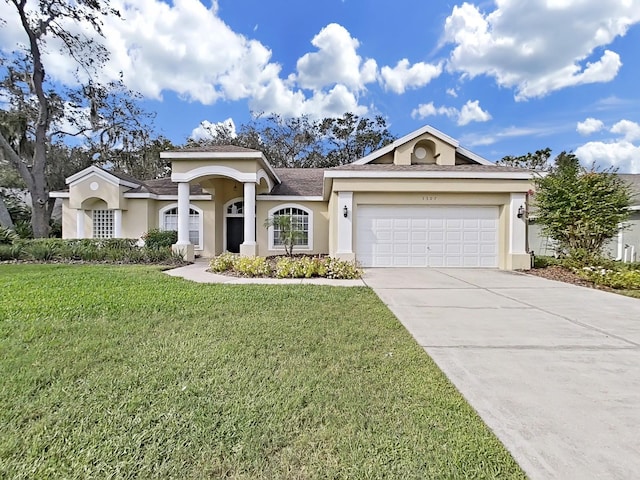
xmin=227 ymin=217 xmax=244 ymax=253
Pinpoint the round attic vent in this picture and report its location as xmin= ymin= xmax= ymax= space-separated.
xmin=414 ymin=146 xmax=427 ymax=160
xmin=90 ymin=181 xmax=99 ymax=191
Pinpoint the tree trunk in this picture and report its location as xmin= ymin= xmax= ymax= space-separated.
xmin=0 ymin=196 xmax=14 ymax=229
xmin=30 ymin=190 xmax=51 ymax=238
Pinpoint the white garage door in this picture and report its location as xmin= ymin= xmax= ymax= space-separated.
xmin=356 ymin=205 xmax=499 ymax=267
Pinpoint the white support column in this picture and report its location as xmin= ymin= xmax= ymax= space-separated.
xmin=508 ymin=192 xmax=530 ymax=270
xmin=240 ymin=182 xmax=257 ymax=256
xmin=76 ymin=209 xmax=85 ymax=239
xmin=113 ymin=209 xmax=122 ymax=238
xmin=336 ymin=191 xmax=354 ymax=260
xmin=177 ymin=182 xmax=190 ymax=245
xmin=172 ymin=181 xmax=194 ymax=261
xmin=509 ymin=193 xmax=527 ymax=254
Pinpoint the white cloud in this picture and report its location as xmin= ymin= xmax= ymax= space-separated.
xmin=190 ymin=118 xmax=237 ymax=141
xmin=460 ymin=125 xmax=559 ymax=147
xmin=1 ymin=1 xmax=376 ymax=120
xmin=610 ymin=120 xmax=640 ymax=142
xmin=576 ymin=140 xmax=640 ymax=173
xmin=576 ymin=117 xmax=604 ymax=136
xmin=457 ymin=100 xmax=491 ymax=126
xmin=411 ymin=102 xmax=457 ymax=120
xmin=295 ymin=23 xmax=377 ymax=91
xmin=380 ymin=59 xmax=442 ymax=94
xmin=411 ymin=99 xmax=491 ymax=126
xmin=442 ymin=0 xmax=640 ymax=100
xmin=446 ymin=88 xmax=458 ymax=97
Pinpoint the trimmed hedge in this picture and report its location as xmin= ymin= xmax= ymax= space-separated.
xmin=0 ymin=238 xmax=186 ymax=265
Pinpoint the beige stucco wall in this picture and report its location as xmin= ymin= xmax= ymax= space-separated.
xmin=68 ymin=174 xmax=127 ymax=210
xmin=256 ymin=200 xmax=329 ymax=256
xmin=393 ymin=133 xmax=456 ymax=166
xmin=171 ymin=158 xmax=260 ymax=175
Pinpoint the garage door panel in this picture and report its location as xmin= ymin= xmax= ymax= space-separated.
xmin=356 ymin=205 xmax=498 ymax=268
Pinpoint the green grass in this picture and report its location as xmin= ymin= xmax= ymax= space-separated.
xmin=0 ymin=264 xmax=525 ymax=479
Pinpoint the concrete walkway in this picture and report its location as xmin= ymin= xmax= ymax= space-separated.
xmin=364 ymin=268 xmax=640 ymax=480
xmin=164 ymin=258 xmax=367 ymax=286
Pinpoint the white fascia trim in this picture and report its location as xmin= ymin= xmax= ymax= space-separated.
xmin=627 ymin=205 xmax=640 ymax=211
xmin=258 ymin=156 xmax=281 ymax=185
xmin=353 ymin=125 xmax=459 ymax=165
xmin=123 ymin=193 xmax=212 ymax=200
xmin=49 ymin=191 xmax=70 ymax=198
xmin=324 ymin=171 xmax=533 ymax=180
xmin=256 ymin=195 xmax=324 ymax=201
xmin=66 ymin=166 xmax=140 ymax=189
xmin=456 ymin=147 xmax=493 ymax=166
xmin=161 ymin=151 xmax=262 ymax=159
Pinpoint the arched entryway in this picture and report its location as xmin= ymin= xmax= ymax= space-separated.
xmin=224 ymin=198 xmax=244 ymax=253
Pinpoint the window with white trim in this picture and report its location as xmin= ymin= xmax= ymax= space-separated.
xmin=270 ymin=206 xmax=311 ymax=249
xmin=162 ymin=207 xmax=201 ymax=248
xmin=226 ymin=201 xmax=243 ymax=215
xmin=92 ymin=209 xmax=113 ymax=238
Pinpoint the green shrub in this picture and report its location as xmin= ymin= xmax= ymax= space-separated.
xmin=577 ymin=266 xmax=640 ymax=290
xmin=23 ymin=239 xmax=61 ymax=261
xmin=324 ymin=258 xmax=362 ymax=279
xmin=143 ymin=246 xmax=177 ymax=263
xmin=233 ymin=256 xmax=272 ymax=277
xmin=275 ymin=256 xmax=328 ymax=278
xmin=210 ymin=252 xmax=236 ymax=272
xmin=0 ymin=226 xmax=18 ymax=245
xmin=143 ymin=229 xmax=177 ymax=249
xmin=533 ymin=255 xmax=560 ymax=269
xmin=49 ymin=219 xmax=62 ymax=238
xmin=0 ymin=244 xmax=22 ymax=261
xmin=12 ymin=220 xmax=33 ymax=239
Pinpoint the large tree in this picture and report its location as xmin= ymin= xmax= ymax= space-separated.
xmin=0 ymin=0 xmax=153 ymax=237
xmin=534 ymin=151 xmax=632 ymax=259
xmin=188 ymin=112 xmax=395 ymax=168
xmin=496 ymin=148 xmax=552 ymax=171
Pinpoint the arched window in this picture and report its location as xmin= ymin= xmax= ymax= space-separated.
xmin=159 ymin=204 xmax=203 ymax=249
xmin=226 ymin=200 xmax=244 ymax=216
xmin=267 ymin=205 xmax=313 ymax=251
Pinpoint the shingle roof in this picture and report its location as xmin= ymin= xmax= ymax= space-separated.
xmin=329 ymin=163 xmax=532 ymax=173
xmin=127 ymin=178 xmax=205 ymax=196
xmin=100 ymin=168 xmax=143 ymax=185
xmin=269 ymin=169 xmax=325 ymax=196
xmin=618 ymin=174 xmax=640 ymax=196
xmin=166 ymin=145 xmax=261 ymax=154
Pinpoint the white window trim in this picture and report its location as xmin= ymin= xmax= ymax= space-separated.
xmin=159 ymin=203 xmax=204 ymax=250
xmin=267 ymin=203 xmax=313 ymax=251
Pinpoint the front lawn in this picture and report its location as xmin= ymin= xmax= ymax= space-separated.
xmin=0 ymin=265 xmax=524 ymax=479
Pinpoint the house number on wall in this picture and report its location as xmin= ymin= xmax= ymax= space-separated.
xmin=422 ymin=196 xmax=437 ymax=201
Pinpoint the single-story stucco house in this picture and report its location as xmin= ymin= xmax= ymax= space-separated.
xmin=51 ymin=125 xmax=538 ymax=270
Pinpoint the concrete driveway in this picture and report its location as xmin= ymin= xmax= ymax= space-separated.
xmin=364 ymin=268 xmax=640 ymax=480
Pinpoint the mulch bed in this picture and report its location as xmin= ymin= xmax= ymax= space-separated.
xmin=523 ymin=265 xmax=613 ymax=292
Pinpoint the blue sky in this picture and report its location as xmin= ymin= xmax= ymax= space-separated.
xmin=2 ymin=0 xmax=640 ymax=171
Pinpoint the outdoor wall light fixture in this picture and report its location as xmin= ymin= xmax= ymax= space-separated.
xmin=517 ymin=205 xmax=525 ymax=219
xmin=343 ymin=205 xmax=348 ymax=218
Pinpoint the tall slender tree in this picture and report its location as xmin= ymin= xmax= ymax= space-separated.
xmin=0 ymin=0 xmax=152 ymax=237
